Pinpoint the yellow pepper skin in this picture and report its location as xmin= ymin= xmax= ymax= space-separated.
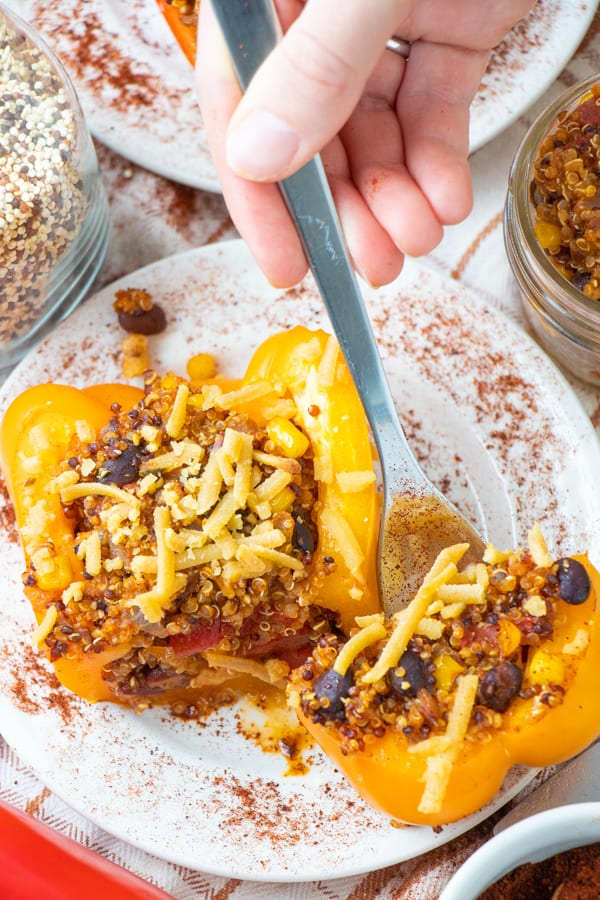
xmin=243 ymin=326 xmax=380 ymax=631
xmin=293 ymin=556 xmax=600 ymax=826
xmin=502 ymin=561 xmax=600 ymax=767
xmin=0 ymin=327 xmax=379 ymax=701
xmin=0 ymin=383 xmax=144 ymax=701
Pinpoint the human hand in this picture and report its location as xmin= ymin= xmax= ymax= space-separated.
xmin=196 ymin=0 xmax=534 ymax=288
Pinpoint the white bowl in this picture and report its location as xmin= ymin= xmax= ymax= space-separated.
xmin=439 ymin=802 xmax=600 ymax=900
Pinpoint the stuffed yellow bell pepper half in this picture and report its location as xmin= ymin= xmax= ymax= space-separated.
xmin=288 ymin=523 xmax=600 ymax=825
xmin=0 ymin=326 xmax=378 ymax=708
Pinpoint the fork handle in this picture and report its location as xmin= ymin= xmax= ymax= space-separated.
xmin=211 ymin=0 xmax=424 ymax=489
xmin=211 ymin=0 xmax=280 ymax=86
xmin=279 ymin=161 xmax=423 ymax=484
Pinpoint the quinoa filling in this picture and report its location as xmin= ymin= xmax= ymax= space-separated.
xmin=27 ymin=370 xmax=341 ymax=715
xmin=531 ymin=83 xmax=600 ymax=298
xmin=289 ymin=530 xmax=591 ymax=752
xmin=164 ymin=0 xmax=199 ymax=27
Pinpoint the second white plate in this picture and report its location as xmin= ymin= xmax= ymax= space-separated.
xmin=6 ymin=0 xmax=598 ymax=189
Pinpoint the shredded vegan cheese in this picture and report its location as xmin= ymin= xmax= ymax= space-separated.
xmin=528 ymin=520 xmax=554 ymax=568
xmin=362 ymin=548 xmax=468 ymax=685
xmin=202 ymin=490 xmax=239 ymax=540
xmin=127 ymin=506 xmax=186 ymax=622
xmin=335 ymin=470 xmax=377 ymax=493
xmin=415 ymin=673 xmax=479 ymax=814
xmin=316 ymin=334 xmax=339 ymax=388
xmin=60 ymin=481 xmax=141 ymax=507
xmin=214 ymin=381 xmax=275 ymax=410
xmin=333 ymin=615 xmax=386 ymax=675
xmin=31 ymin=605 xmax=58 ymax=649
xmin=165 ymin=382 xmax=190 ymax=438
xmin=320 ymin=505 xmax=365 ymax=577
xmin=203 ymin=651 xmax=289 ymax=684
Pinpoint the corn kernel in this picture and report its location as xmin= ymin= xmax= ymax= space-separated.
xmin=187 ymin=353 xmax=217 ymax=382
xmin=534 ymin=221 xmax=562 ymax=252
xmin=187 ymin=393 xmax=207 ymax=409
xmin=526 ymin=649 xmax=565 ymax=686
xmin=269 ymin=486 xmax=296 ymax=513
xmin=497 ymin=619 xmax=522 ymax=657
xmin=433 ymin=654 xmax=465 ymax=692
xmin=37 ymin=554 xmax=73 ymax=591
xmin=161 ymin=373 xmax=179 ymax=390
xmin=266 ymin=417 xmax=309 ymax=458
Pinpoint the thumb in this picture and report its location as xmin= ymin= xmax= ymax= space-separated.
xmin=225 ymin=0 xmax=413 ymax=181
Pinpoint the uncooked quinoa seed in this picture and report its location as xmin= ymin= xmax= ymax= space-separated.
xmin=0 ymin=15 xmax=87 ymax=345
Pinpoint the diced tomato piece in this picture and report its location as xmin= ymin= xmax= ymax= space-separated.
xmin=577 ymin=97 xmax=600 ymax=126
xmin=514 ymin=614 xmax=552 ymax=642
xmin=242 ymin=632 xmax=314 ymax=669
xmin=461 ymin=622 xmax=501 ymax=652
xmin=169 ymin=619 xmax=223 ymax=657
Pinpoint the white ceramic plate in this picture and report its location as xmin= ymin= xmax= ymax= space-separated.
xmin=5 ymin=0 xmax=598 ymax=191
xmin=469 ymin=0 xmax=599 ymax=151
xmin=0 ymin=242 xmax=599 ymax=882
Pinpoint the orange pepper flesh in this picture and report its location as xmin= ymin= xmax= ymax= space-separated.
xmin=293 ymin=555 xmax=600 ymax=826
xmin=156 ymin=0 xmax=197 ymax=65
xmin=502 ymin=557 xmax=600 ymax=766
xmin=242 ymin=326 xmax=380 ymax=632
xmin=0 ymin=383 xmax=144 ymax=702
xmin=0 ymin=327 xmax=378 ymax=703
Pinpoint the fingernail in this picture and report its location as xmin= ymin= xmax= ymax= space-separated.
xmin=226 ymin=111 xmax=300 ymax=179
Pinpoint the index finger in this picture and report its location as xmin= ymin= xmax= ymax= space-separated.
xmin=196 ymin=1 xmax=309 ymax=287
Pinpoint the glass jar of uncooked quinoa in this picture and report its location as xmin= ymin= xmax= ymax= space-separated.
xmin=504 ymin=75 xmax=600 ymax=387
xmin=0 ymin=5 xmax=109 ymax=378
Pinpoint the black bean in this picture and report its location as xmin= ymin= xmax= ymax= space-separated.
xmin=292 ymin=511 xmax=315 ymax=554
xmin=118 ymin=303 xmax=167 ymax=336
xmin=99 ymin=443 xmax=141 ymax=485
xmin=312 ymin=668 xmax=352 ymax=722
xmin=388 ymin=650 xmax=429 ymax=697
xmin=556 ymin=557 xmax=591 ymax=605
xmin=478 ymin=661 xmax=523 ymax=713
xmin=119 ymin=665 xmax=189 ymax=696
xmin=571 ymin=271 xmax=591 ymax=292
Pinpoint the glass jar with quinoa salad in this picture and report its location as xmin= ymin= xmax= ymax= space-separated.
xmin=0 ymin=4 xmax=109 ymax=379
xmin=505 ymin=75 xmax=600 ymax=386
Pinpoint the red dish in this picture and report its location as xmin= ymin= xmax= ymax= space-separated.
xmin=0 ymin=799 xmax=173 ymax=900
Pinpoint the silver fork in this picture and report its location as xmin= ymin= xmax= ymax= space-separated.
xmin=211 ymin=0 xmax=485 ymax=614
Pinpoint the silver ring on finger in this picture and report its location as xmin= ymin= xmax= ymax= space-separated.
xmin=385 ymin=35 xmax=411 ymax=59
